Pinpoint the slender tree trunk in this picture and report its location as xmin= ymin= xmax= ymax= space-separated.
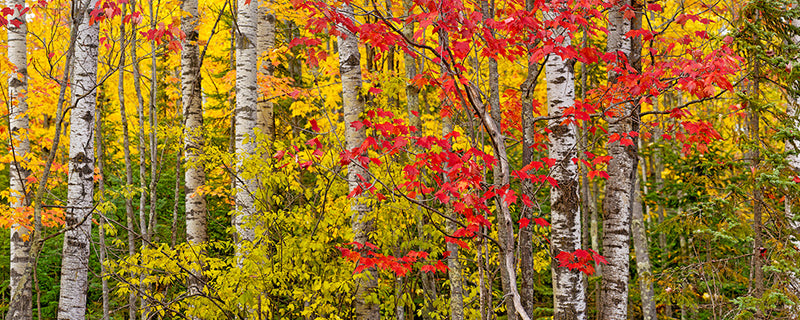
xmin=96 ymin=88 xmax=110 ymax=320
xmin=477 ymin=233 xmax=490 ymax=320
xmin=402 ymin=0 xmax=420 ymax=133
xmin=600 ymin=1 xmax=635 ymax=319
xmin=628 ymin=7 xmax=656 ymax=320
xmin=120 ymin=4 xmax=138 ymax=317
xmin=632 ymin=174 xmax=656 ymax=320
xmin=57 ymin=0 xmax=98 ymax=317
xmin=519 ymin=0 xmax=540 ymax=315
xmin=748 ymin=61 xmax=765 ymax=307
xmin=442 ymin=120 xmax=464 ymax=320
xmin=147 ymin=0 xmax=159 ymax=246
xmin=466 ymin=84 xmax=531 ymax=320
xmin=235 ymin=0 xmax=259 ymax=255
xmin=121 ymin=3 xmax=140 ymax=316
xmin=172 ymin=147 xmax=181 ymax=248
xmin=475 ymin=2 xmax=517 ymax=318
xmin=436 ymin=23 xmax=465 ymax=320
xmin=181 ymin=0 xmax=207 ymax=307
xmin=578 ymin=22 xmax=594 ymax=311
xmin=338 ymin=4 xmax=379 ymax=319
xmin=7 ymin=0 xmax=32 ymax=318
xmin=445 ymin=218 xmax=465 ymax=320
xmin=679 ymin=230 xmax=688 ymax=320
xmin=399 ymin=3 xmax=417 ymax=317
xmin=543 ymin=2 xmax=586 ymax=319
xmin=257 ymin=0 xmax=276 ymax=138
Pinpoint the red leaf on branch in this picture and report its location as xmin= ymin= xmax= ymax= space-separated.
xmin=519 ymin=217 xmax=530 ymax=229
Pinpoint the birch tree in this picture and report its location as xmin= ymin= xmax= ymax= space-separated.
xmin=235 ymin=0 xmax=259 ymax=251
xmin=57 ymin=0 xmax=98 ymax=318
xmin=181 ymin=0 xmax=206 ymax=301
xmin=338 ymin=4 xmax=378 ymax=319
xmin=7 ymin=0 xmax=32 ymax=318
xmin=257 ymin=0 xmax=276 ymax=138
xmin=543 ymin=1 xmax=586 ymax=318
xmin=600 ymin=1 xmax=635 ymax=319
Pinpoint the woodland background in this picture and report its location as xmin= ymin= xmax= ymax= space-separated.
xmin=1 ymin=0 xmax=800 ymax=319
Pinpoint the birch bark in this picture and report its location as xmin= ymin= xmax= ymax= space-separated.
xmin=338 ymin=4 xmax=379 ymax=319
xmin=57 ymin=0 xmax=98 ymax=318
xmin=257 ymin=0 xmax=276 ymax=138
xmin=600 ymin=1 xmax=635 ymax=319
xmin=235 ymin=0 xmax=259 ymax=250
xmin=181 ymin=0 xmax=207 ymax=304
xmin=7 ymin=0 xmax=32 ymax=318
xmin=543 ymin=2 xmax=586 ymax=319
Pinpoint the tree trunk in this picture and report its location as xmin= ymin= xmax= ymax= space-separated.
xmin=181 ymin=0 xmax=207 ymax=305
xmin=600 ymin=1 xmax=635 ymax=319
xmin=629 ymin=8 xmax=656 ymax=320
xmin=748 ymin=61 xmax=765 ymax=308
xmin=257 ymin=0 xmax=276 ymax=138
xmin=121 ymin=3 xmax=140 ymax=316
xmin=235 ymin=0 xmax=259 ymax=253
xmin=445 ymin=218 xmax=465 ymax=320
xmin=338 ymin=4 xmax=379 ymax=319
xmin=475 ymin=1 xmax=517 ymax=318
xmin=519 ymin=0 xmax=540 ymax=315
xmin=7 ymin=0 xmax=32 ymax=318
xmin=442 ymin=118 xmax=464 ymax=320
xmin=543 ymin=3 xmax=586 ymax=319
xmin=402 ymin=0 xmax=420 ymax=133
xmin=147 ymin=0 xmax=160 ymax=247
xmin=57 ymin=0 xmax=98 ymax=317
xmin=399 ymin=2 xmax=417 ymax=316
xmin=96 ymin=87 xmax=110 ymax=320
xmin=632 ymin=174 xmax=656 ymax=320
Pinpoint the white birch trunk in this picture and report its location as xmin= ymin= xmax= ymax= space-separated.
xmin=235 ymin=0 xmax=259 ymax=251
xmin=338 ymin=5 xmax=379 ymax=319
xmin=57 ymin=0 xmax=98 ymax=318
xmin=181 ymin=0 xmax=206 ymax=305
xmin=257 ymin=0 xmax=276 ymax=138
xmin=7 ymin=0 xmax=32 ymax=318
xmin=543 ymin=4 xmax=586 ymax=319
xmin=600 ymin=2 xmax=635 ymax=319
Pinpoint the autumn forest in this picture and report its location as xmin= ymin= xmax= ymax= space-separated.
xmin=0 ymin=0 xmax=799 ymax=319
